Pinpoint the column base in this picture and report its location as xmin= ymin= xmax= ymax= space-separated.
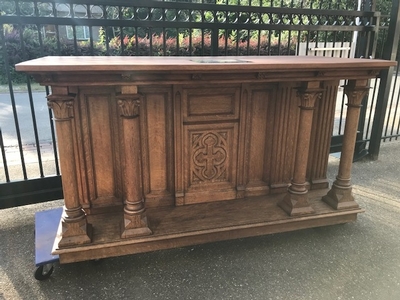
xmin=322 ymin=185 xmax=359 ymax=210
xmin=57 ymin=218 xmax=92 ymax=248
xmin=278 ymin=191 xmax=315 ymax=216
xmin=121 ymin=212 xmax=152 ymax=239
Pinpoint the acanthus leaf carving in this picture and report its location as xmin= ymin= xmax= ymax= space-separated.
xmin=257 ymin=72 xmax=268 ymax=79
xmin=192 ymin=73 xmax=203 ymax=80
xmin=117 ymin=94 xmax=141 ymax=118
xmin=344 ymin=88 xmax=369 ymax=107
xmin=297 ymin=89 xmax=323 ymax=109
xmin=121 ymin=73 xmax=133 ymax=81
xmin=47 ymin=95 xmax=75 ymax=120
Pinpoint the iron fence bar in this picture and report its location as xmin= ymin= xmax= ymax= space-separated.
xmin=0 ymin=128 xmax=10 ymax=183
xmin=26 ymin=76 xmax=45 ymax=178
xmin=386 ymin=62 xmax=400 ymax=141
xmin=211 ymin=28 xmax=218 ymax=55
xmin=350 ymin=3 xmax=380 ymax=159
xmin=384 ymin=62 xmax=399 ymax=140
xmin=333 ymin=32 xmax=338 ymax=57
xmin=368 ymin=0 xmax=400 ymax=160
xmin=395 ymin=110 xmax=400 ymax=140
xmin=149 ymin=27 xmax=154 ymax=56
xmin=337 ymin=79 xmax=348 ymax=136
xmin=365 ymin=77 xmax=379 ymax=138
xmin=46 ymin=85 xmax=60 ymax=176
xmin=119 ymin=26 xmax=124 ymax=54
xmin=68 ymin=5 xmax=77 ymax=54
xmin=52 ymin=3 xmax=62 ymax=53
xmin=87 ymin=5 xmax=94 ymax=55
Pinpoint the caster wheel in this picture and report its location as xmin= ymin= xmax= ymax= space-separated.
xmin=34 ymin=264 xmax=54 ymax=280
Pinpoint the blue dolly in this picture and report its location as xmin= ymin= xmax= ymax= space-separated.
xmin=34 ymin=207 xmax=62 ymax=280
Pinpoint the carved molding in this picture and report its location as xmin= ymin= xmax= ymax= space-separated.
xmin=121 ymin=73 xmax=133 ymax=81
xmin=47 ymin=95 xmax=75 ymax=120
xmin=257 ymin=72 xmax=268 ymax=79
xmin=192 ymin=73 xmax=203 ymax=80
xmin=368 ymin=70 xmax=380 ymax=76
xmin=34 ymin=74 xmax=53 ymax=83
xmin=117 ymin=94 xmax=141 ymax=118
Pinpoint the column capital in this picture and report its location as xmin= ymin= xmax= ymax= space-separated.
xmin=47 ymin=94 xmax=75 ymax=120
xmin=344 ymin=87 xmax=369 ymax=107
xmin=297 ymin=88 xmax=323 ymax=109
xmin=117 ymin=94 xmax=141 ymax=118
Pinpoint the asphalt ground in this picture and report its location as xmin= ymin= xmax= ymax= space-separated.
xmin=1 ymin=140 xmax=400 ymax=300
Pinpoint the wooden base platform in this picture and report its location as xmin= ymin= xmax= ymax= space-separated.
xmin=53 ymin=189 xmax=363 ymax=264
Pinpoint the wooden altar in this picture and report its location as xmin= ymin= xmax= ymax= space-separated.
xmin=16 ymin=56 xmax=395 ymax=264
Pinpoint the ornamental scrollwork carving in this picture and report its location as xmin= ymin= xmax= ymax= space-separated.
xmin=117 ymin=94 xmax=141 ymax=118
xmin=192 ymin=73 xmax=203 ymax=80
xmin=368 ymin=70 xmax=379 ymax=76
xmin=257 ymin=72 xmax=268 ymax=79
xmin=34 ymin=74 xmax=53 ymax=84
xmin=192 ymin=132 xmax=228 ymax=182
xmin=315 ymin=71 xmax=326 ymax=77
xmin=121 ymin=73 xmax=133 ymax=81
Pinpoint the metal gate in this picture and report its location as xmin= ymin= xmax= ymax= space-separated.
xmin=0 ymin=0 xmax=398 ymax=208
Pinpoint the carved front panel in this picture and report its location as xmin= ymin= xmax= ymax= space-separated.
xmin=177 ymin=85 xmax=240 ymax=205
xmin=191 ymin=130 xmax=229 ymax=184
xmin=184 ymin=124 xmax=238 ymax=204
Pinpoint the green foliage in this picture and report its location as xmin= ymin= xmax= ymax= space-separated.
xmin=0 ymin=26 xmax=106 ymax=84
xmin=107 ymin=31 xmax=294 ymax=56
xmin=0 ymin=24 xmax=295 ymax=84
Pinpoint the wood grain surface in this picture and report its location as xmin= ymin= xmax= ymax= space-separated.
xmin=17 ymin=56 xmax=393 ymax=263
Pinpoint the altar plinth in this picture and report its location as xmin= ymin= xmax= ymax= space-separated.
xmin=16 ymin=56 xmax=395 ymax=263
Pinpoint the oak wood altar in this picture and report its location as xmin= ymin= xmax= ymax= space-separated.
xmin=16 ymin=56 xmax=395 ymax=263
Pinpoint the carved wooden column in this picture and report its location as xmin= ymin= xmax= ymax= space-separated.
xmin=322 ymin=80 xmax=369 ymax=209
xmin=278 ymin=82 xmax=322 ymax=216
xmin=117 ymin=86 xmax=152 ymax=238
xmin=47 ymin=89 xmax=92 ymax=247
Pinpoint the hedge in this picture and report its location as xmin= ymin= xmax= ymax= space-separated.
xmin=0 ymin=28 xmax=295 ymax=84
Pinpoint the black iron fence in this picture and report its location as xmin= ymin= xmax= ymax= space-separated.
xmin=0 ymin=0 xmax=399 ymax=208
